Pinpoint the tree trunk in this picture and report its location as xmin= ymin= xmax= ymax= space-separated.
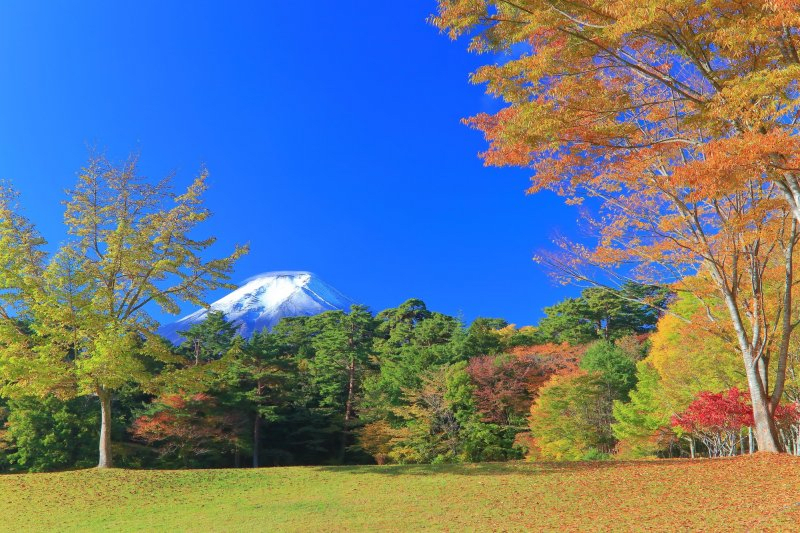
xmin=253 ymin=412 xmax=261 ymax=468
xmin=796 ymin=425 xmax=800 ymax=455
xmin=735 ymin=327 xmax=782 ymax=452
xmin=339 ymin=357 xmax=357 ymax=462
xmin=795 ymin=426 xmax=800 ymax=455
xmin=712 ymin=256 xmax=788 ymax=454
xmin=344 ymin=358 xmax=356 ymax=423
xmin=98 ymin=389 xmax=113 ymax=468
xmin=750 ymin=390 xmax=783 ymax=453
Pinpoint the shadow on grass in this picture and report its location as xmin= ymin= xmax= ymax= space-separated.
xmin=312 ymin=457 xmax=704 ymax=477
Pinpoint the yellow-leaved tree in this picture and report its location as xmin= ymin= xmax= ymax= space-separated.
xmin=0 ymin=154 xmax=247 ymax=467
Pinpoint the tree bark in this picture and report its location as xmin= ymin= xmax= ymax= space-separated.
xmin=795 ymin=425 xmax=800 ymax=455
xmin=749 ymin=387 xmax=783 ymax=453
xmin=339 ymin=357 xmax=357 ymax=463
xmin=253 ymin=412 xmax=261 ymax=468
xmin=714 ymin=269 xmax=785 ymax=453
xmin=98 ymin=389 xmax=113 ymax=468
xmin=344 ymin=357 xmax=356 ymax=423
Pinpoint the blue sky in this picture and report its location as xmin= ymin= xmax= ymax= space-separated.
xmin=0 ymin=1 xmax=582 ymax=327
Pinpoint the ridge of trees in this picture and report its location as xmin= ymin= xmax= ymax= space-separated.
xmin=0 ymin=281 xmax=666 ymax=470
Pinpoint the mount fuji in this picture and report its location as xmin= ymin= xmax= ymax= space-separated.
xmin=158 ymin=271 xmax=357 ymax=344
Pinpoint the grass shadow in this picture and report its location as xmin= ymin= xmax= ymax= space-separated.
xmin=311 ymin=457 xmax=707 ymax=477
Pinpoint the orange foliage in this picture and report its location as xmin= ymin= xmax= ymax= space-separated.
xmin=434 ymin=0 xmax=800 ymax=452
xmin=507 ymin=342 xmax=585 ymax=373
xmin=131 ymin=393 xmax=243 ymax=459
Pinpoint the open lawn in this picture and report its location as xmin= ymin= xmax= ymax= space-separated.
xmin=2 ymin=454 xmax=799 ymax=532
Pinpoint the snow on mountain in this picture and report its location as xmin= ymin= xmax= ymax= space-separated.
xmin=158 ymin=271 xmax=356 ymax=344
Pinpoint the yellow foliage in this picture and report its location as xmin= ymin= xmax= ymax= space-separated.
xmin=648 ymin=310 xmax=745 ymax=414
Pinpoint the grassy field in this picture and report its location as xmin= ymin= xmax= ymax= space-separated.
xmin=2 ymin=454 xmax=800 ymax=532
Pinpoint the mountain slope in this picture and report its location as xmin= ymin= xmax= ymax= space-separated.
xmin=158 ymin=271 xmax=356 ymax=344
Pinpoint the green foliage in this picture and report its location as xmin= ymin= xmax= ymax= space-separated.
xmin=178 ymin=311 xmax=239 ymax=366
xmin=444 ymin=363 xmax=519 ymax=462
xmin=0 ymin=277 xmax=671 ymax=470
xmin=537 ymin=298 xmax=599 ymax=345
xmin=462 ymin=317 xmax=508 ymax=357
xmin=0 ymin=154 xmax=247 ymax=468
xmin=374 ymin=298 xmax=432 ymax=349
xmin=365 ymin=306 xmax=464 ymax=412
xmin=381 ymin=363 xmax=520 ymax=464
xmin=536 ymin=284 xmax=669 ymax=345
xmin=580 ymin=340 xmax=638 ymax=401
xmin=1 ymin=396 xmax=98 ymax=472
xmin=611 ymin=361 xmax=672 ymax=458
xmin=308 ymin=305 xmax=376 ymax=416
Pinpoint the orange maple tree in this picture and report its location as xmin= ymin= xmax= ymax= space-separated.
xmin=433 ymin=1 xmax=800 ymax=452
xmin=131 ymin=393 xmax=244 ymax=464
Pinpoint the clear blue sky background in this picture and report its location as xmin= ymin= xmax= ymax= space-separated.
xmin=0 ymin=2 xmax=582 ymax=327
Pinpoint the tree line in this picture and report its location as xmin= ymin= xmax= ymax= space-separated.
xmin=2 ymin=222 xmax=791 ymax=470
xmin=0 ymin=274 xmax=675 ymax=470
xmin=0 ymin=152 xmax=667 ymax=470
xmin=4 ymin=147 xmax=800 ymax=470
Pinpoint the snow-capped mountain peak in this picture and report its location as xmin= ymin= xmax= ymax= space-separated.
xmin=158 ymin=271 xmax=356 ymax=344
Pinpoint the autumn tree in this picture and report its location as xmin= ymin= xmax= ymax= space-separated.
xmin=647 ymin=295 xmax=745 ymax=410
xmin=372 ymin=362 xmax=519 ymax=464
xmin=359 ymin=302 xmax=529 ymax=464
xmin=466 ymin=352 xmax=553 ymax=426
xmin=671 ymin=388 xmax=754 ymax=457
xmin=131 ymin=393 xmax=241 ymax=466
xmin=529 ymin=371 xmax=616 ymax=460
xmin=433 ymin=0 xmax=800 ymax=453
xmin=0 ymin=154 xmax=246 ymax=468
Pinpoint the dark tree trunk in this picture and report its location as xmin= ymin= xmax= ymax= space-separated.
xmin=344 ymin=358 xmax=356 ymax=422
xmin=340 ymin=357 xmax=357 ymax=462
xmin=253 ymin=412 xmax=261 ymax=468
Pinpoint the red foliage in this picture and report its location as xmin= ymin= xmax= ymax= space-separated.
xmin=467 ymin=343 xmax=586 ymax=425
xmin=467 ymin=355 xmax=550 ymax=425
xmin=671 ymin=388 xmax=800 ymax=456
xmin=132 ymin=392 xmax=243 ymax=460
xmin=671 ymin=388 xmax=754 ymax=433
xmin=507 ymin=342 xmax=586 ymax=373
xmin=672 ymin=389 xmax=800 ymax=435
xmin=775 ymin=402 xmax=800 ymax=429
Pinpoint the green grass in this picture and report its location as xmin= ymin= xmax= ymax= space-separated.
xmin=2 ymin=454 xmax=800 ymax=531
